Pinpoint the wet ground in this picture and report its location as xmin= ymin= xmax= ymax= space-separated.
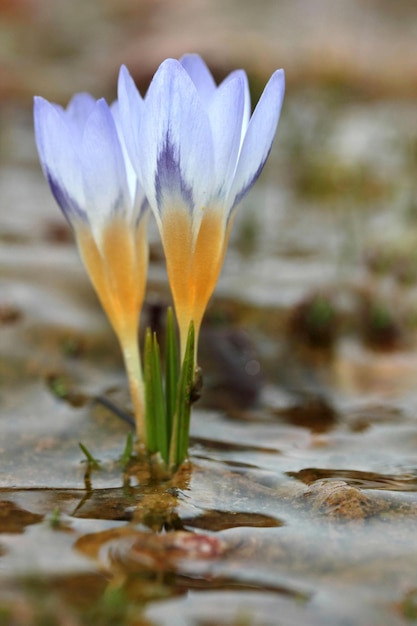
xmin=1 ymin=1 xmax=417 ymax=625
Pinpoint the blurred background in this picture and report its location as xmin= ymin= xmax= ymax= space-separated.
xmin=1 ymin=0 xmax=417 ymax=101
xmin=1 ymin=0 xmax=416 ymax=361
xmin=1 ymin=0 xmax=417 ymax=394
xmin=0 ymin=0 xmax=417 ymax=404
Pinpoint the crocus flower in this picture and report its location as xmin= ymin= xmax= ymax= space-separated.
xmin=33 ymin=93 xmax=148 ymax=440
xmin=118 ymin=54 xmax=285 ymax=360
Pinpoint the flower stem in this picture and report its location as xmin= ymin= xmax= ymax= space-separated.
xmin=120 ymin=331 xmax=146 ymax=444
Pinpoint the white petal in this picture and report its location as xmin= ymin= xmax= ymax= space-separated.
xmin=227 ymin=69 xmax=285 ymax=212
xmin=113 ymin=100 xmax=147 ymax=226
xmin=111 ymin=100 xmax=137 ymax=205
xmin=207 ymin=71 xmax=245 ymax=196
xmin=138 ymin=59 xmax=214 ymax=227
xmin=66 ymin=93 xmax=97 ymax=141
xmin=117 ymin=65 xmax=144 ymax=176
xmin=80 ymin=99 xmax=131 ymax=231
xmin=179 ymin=53 xmax=217 ymax=103
xmin=220 ymin=69 xmax=251 ymax=141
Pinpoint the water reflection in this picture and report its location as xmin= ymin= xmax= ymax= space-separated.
xmin=288 ymin=468 xmax=417 ymax=492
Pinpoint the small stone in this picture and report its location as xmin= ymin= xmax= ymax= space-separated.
xmin=304 ymin=480 xmax=386 ymax=520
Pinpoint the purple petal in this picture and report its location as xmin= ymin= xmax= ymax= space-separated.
xmin=179 ymin=53 xmax=217 ymax=103
xmin=138 ymin=59 xmax=214 ymax=218
xmin=154 ymin=132 xmax=194 ymax=211
xmin=33 ymin=96 xmax=85 ymax=220
xmin=227 ymin=69 xmax=285 ymax=211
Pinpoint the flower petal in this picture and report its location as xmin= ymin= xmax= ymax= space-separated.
xmin=117 ymin=65 xmax=144 ymax=175
xmin=227 ymin=69 xmax=285 ymax=212
xmin=207 ymin=71 xmax=245 ymax=196
xmin=66 ymin=92 xmax=97 ymax=141
xmin=179 ymin=53 xmax=217 ymax=103
xmin=80 ymin=99 xmax=131 ymax=231
xmin=33 ymin=95 xmax=85 ymax=220
xmin=138 ymin=59 xmax=214 ymax=224
xmin=111 ymin=102 xmax=135 ymax=199
xmin=112 ymin=100 xmax=148 ymax=226
xmin=220 ymin=69 xmax=251 ymax=141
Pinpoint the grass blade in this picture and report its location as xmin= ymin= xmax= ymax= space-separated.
xmin=169 ymin=321 xmax=195 ymax=469
xmin=165 ymin=307 xmax=179 ymax=441
xmin=144 ymin=328 xmax=157 ymax=453
xmin=151 ymin=333 xmax=169 ymax=463
xmin=79 ymin=442 xmax=101 ymax=469
xmin=119 ymin=432 xmax=134 ymax=467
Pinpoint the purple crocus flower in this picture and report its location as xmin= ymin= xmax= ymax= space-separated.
xmin=118 ymin=54 xmax=285 ymax=358
xmin=33 ymin=93 xmax=148 ymax=439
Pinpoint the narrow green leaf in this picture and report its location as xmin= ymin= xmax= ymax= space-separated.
xmin=165 ymin=307 xmax=179 ymax=440
xmin=151 ymin=333 xmax=169 ymax=463
xmin=178 ymin=321 xmax=195 ymax=461
xmin=49 ymin=506 xmax=61 ymax=529
xmin=79 ymin=442 xmax=101 ymax=468
xmin=169 ymin=320 xmax=195 ymax=469
xmin=144 ymin=328 xmax=157 ymax=453
xmin=119 ymin=431 xmax=134 ymax=467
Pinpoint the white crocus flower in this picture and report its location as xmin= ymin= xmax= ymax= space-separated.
xmin=34 ymin=93 xmax=148 ymax=440
xmin=118 ymin=54 xmax=285 ymax=360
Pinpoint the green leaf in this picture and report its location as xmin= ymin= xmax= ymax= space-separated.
xmin=169 ymin=321 xmax=195 ymax=469
xmin=49 ymin=506 xmax=61 ymax=529
xmin=165 ymin=307 xmax=179 ymax=439
xmin=78 ymin=442 xmax=101 ymax=469
xmin=144 ymin=328 xmax=157 ymax=453
xmin=151 ymin=333 xmax=169 ymax=463
xmin=143 ymin=311 xmax=199 ymax=472
xmin=119 ymin=431 xmax=134 ymax=467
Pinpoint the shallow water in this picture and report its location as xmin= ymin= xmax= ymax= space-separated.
xmin=1 ymin=2 xmax=417 ymax=625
